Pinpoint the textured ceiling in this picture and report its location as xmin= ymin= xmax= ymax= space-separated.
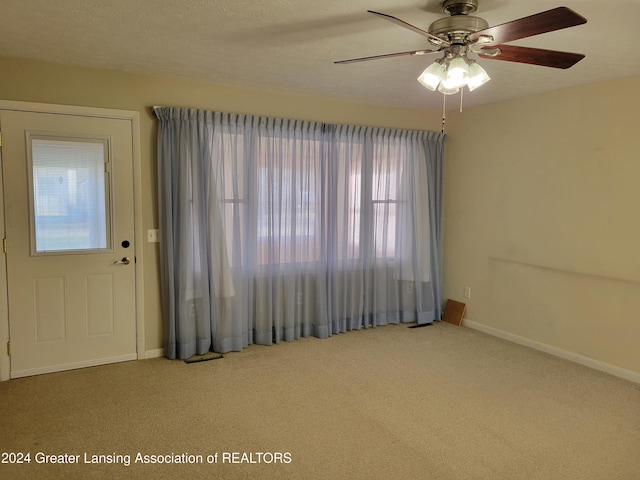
xmin=1 ymin=0 xmax=639 ymax=111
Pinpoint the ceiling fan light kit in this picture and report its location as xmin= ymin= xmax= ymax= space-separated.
xmin=418 ymin=44 xmax=491 ymax=94
xmin=336 ymin=0 xmax=587 ymax=100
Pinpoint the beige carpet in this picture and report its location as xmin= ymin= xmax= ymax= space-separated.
xmin=1 ymin=322 xmax=638 ymax=480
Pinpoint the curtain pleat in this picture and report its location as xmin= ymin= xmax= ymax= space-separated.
xmin=155 ymin=107 xmax=446 ymax=359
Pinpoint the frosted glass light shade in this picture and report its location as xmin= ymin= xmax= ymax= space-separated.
xmin=443 ymin=56 xmax=469 ymax=89
xmin=437 ymin=82 xmax=460 ymax=95
xmin=467 ymin=62 xmax=491 ymax=91
xmin=417 ymin=62 xmax=445 ymax=91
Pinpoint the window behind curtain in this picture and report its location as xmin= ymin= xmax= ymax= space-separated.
xmin=255 ymin=136 xmax=323 ymax=265
xmin=372 ymin=138 xmax=402 ymax=260
xmin=219 ymin=132 xmax=405 ymax=268
xmin=218 ymin=130 xmax=325 ymax=268
xmin=335 ymin=131 xmax=405 ymax=263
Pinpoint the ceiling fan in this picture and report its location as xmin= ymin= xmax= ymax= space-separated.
xmin=335 ymin=0 xmax=587 ymax=95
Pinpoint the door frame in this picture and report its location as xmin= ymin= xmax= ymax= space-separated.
xmin=0 ymin=100 xmax=145 ymax=381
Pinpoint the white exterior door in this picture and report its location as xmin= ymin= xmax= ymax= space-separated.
xmin=0 ymin=107 xmax=138 ymax=378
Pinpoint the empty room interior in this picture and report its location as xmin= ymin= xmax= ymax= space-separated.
xmin=0 ymin=1 xmax=638 ymax=479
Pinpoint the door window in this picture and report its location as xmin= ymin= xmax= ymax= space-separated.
xmin=28 ymin=135 xmax=112 ymax=254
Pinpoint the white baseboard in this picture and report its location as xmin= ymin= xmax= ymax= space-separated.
xmin=3 ymin=350 xmax=165 ymax=380
xmin=10 ymin=353 xmax=138 ymax=379
xmin=462 ymin=319 xmax=640 ymax=385
xmin=144 ymin=348 xmax=164 ymax=359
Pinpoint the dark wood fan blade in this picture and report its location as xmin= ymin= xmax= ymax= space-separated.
xmin=469 ymin=7 xmax=587 ymax=45
xmin=367 ymin=10 xmax=450 ymax=46
xmin=334 ymin=49 xmax=439 ymax=64
xmin=479 ymin=44 xmax=585 ymax=69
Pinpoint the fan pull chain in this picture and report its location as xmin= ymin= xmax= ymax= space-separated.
xmin=460 ymin=88 xmax=464 ymax=112
xmin=441 ymin=94 xmax=446 ymax=134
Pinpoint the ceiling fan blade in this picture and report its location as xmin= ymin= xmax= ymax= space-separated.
xmin=479 ymin=44 xmax=585 ymax=69
xmin=469 ymin=7 xmax=587 ymax=45
xmin=334 ymin=49 xmax=440 ymax=64
xmin=367 ymin=10 xmax=450 ymax=46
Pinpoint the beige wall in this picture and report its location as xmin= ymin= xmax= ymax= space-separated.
xmin=0 ymin=56 xmax=441 ymax=358
xmin=443 ymin=76 xmax=640 ymax=375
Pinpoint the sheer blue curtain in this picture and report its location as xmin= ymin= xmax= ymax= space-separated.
xmin=155 ymin=107 xmax=446 ymax=359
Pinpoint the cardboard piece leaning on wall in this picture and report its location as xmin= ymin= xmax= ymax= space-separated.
xmin=442 ymin=299 xmax=466 ymax=326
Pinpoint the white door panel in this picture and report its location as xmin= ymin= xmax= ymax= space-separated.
xmin=1 ymin=109 xmax=137 ymax=378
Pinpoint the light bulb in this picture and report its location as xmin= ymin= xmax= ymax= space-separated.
xmin=443 ymin=56 xmax=469 ymax=89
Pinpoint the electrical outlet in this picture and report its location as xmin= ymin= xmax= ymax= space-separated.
xmin=407 ymin=282 xmax=413 ymax=294
xmin=147 ymin=229 xmax=160 ymax=243
xmin=464 ymin=286 xmax=471 ymax=299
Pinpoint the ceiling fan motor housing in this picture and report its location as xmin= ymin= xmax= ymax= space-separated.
xmin=429 ymin=0 xmax=488 ymax=44
xmin=428 ymin=15 xmax=489 ymax=36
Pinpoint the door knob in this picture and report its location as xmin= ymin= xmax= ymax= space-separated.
xmin=113 ymin=257 xmax=131 ymax=265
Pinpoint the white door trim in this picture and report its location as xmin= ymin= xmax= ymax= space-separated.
xmin=0 ymin=100 xmax=145 ymax=381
